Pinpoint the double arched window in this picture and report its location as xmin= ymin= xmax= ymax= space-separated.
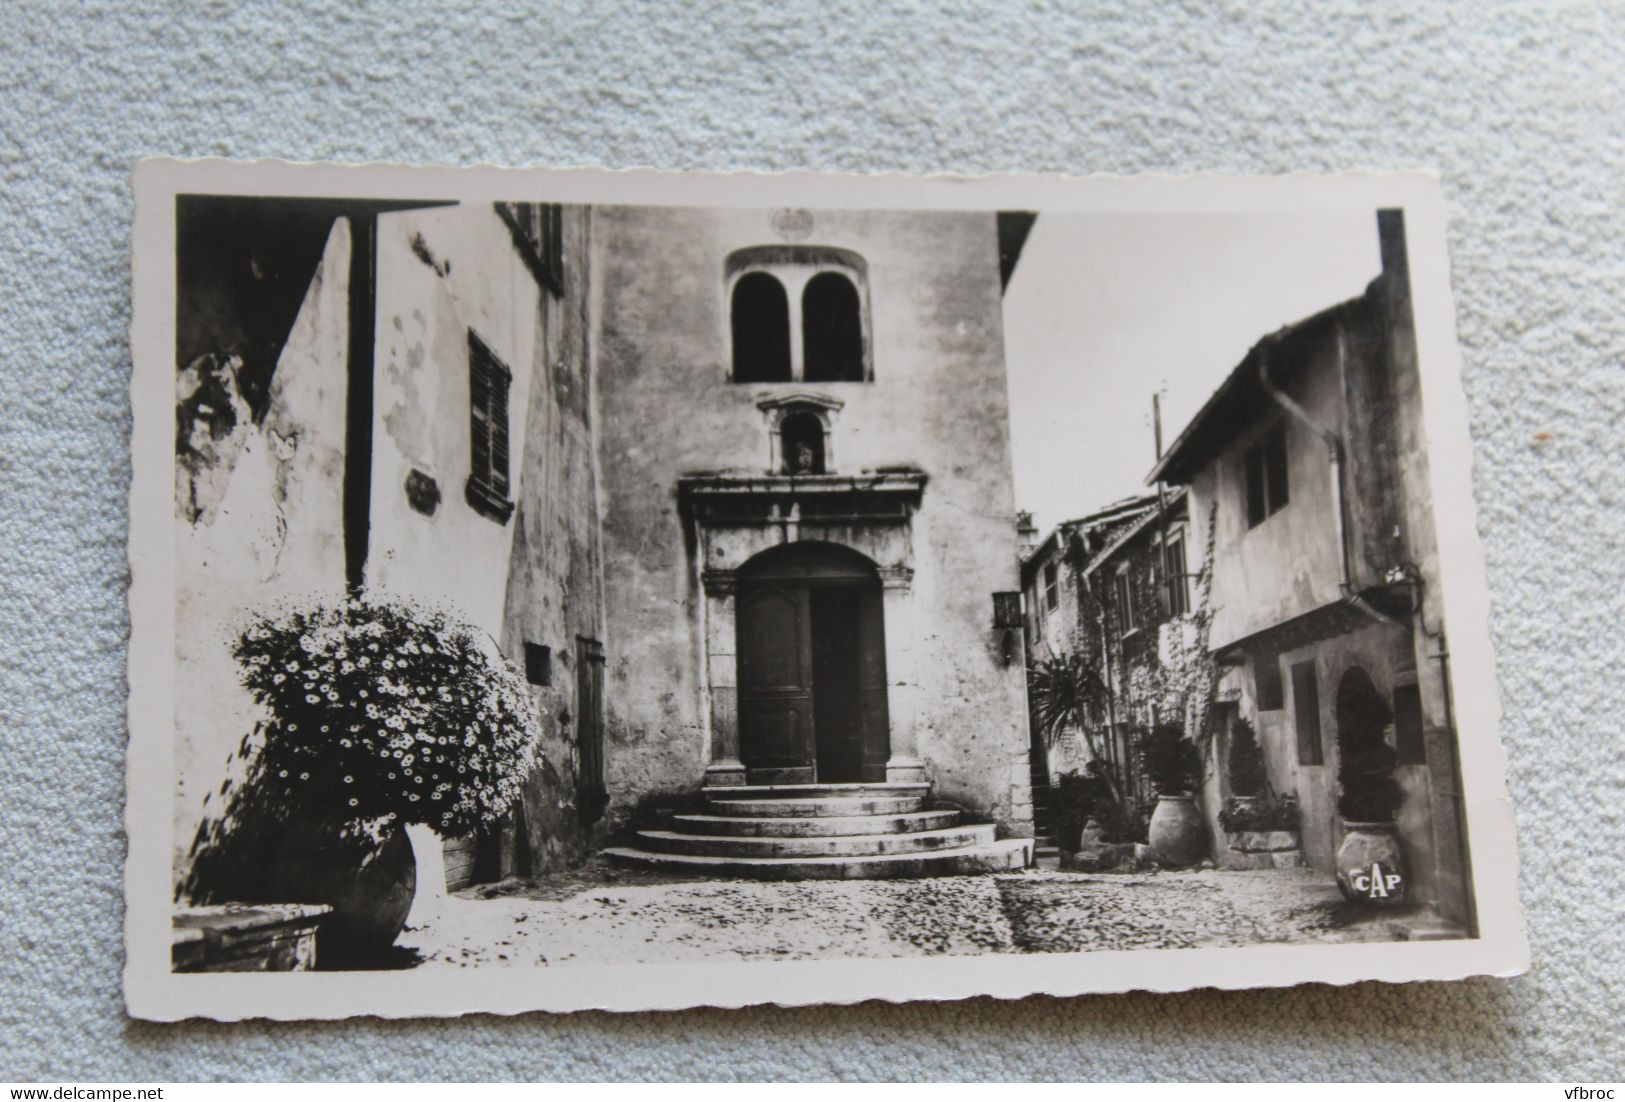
xmin=727 ymin=248 xmax=870 ymax=384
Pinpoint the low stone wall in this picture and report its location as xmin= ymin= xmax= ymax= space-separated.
xmin=172 ymin=903 xmax=330 ymax=972
xmin=1219 ymin=830 xmax=1305 ymax=870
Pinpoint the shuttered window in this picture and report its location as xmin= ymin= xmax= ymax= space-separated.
xmin=494 ymin=201 xmax=564 ymax=296
xmin=1291 ymin=660 xmax=1323 ymax=765
xmin=1164 ymin=532 xmax=1189 ymax=617
xmin=1114 ymin=566 xmax=1136 ymax=634
xmin=465 ymin=331 xmax=515 ymax=523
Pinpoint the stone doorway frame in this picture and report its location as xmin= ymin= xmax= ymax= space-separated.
xmin=678 ymin=470 xmax=928 ymax=788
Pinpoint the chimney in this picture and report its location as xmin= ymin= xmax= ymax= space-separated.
xmin=1377 ymin=208 xmax=1418 ymax=375
xmin=1377 ymin=209 xmax=1412 ymax=320
xmin=1016 ymin=510 xmax=1038 ymax=550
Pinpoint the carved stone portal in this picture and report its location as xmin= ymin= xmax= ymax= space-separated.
xmin=679 ymin=470 xmax=928 ymax=787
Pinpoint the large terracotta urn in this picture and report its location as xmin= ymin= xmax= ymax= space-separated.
xmin=267 ymin=815 xmax=417 ymax=966
xmin=1147 ymin=793 xmax=1207 ymax=868
xmin=1335 ymin=821 xmax=1408 ymax=907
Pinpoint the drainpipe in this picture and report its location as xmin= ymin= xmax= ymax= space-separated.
xmin=1258 ymin=327 xmax=1401 ymax=630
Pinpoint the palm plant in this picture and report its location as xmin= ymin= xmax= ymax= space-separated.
xmin=1027 ymin=652 xmax=1108 ymax=757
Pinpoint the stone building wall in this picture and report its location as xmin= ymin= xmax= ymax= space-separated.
xmin=589 ymin=205 xmax=1033 ymax=834
xmin=495 ymin=206 xmax=608 ymax=877
xmin=367 ymin=202 xmax=607 ymax=879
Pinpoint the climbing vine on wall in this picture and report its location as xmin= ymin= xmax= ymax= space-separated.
xmin=1119 ymin=506 xmax=1222 ymax=764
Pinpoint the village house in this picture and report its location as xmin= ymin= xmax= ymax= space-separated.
xmin=1148 ymin=210 xmax=1474 ymax=930
xmin=1020 ymin=488 xmax=1199 ymax=814
xmin=172 ymin=198 xmax=1039 ymax=892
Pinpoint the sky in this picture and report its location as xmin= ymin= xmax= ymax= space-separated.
xmin=1002 ymin=210 xmax=1383 ymax=534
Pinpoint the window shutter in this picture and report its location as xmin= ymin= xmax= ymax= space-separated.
xmin=465 ymin=331 xmax=515 ymax=523
xmin=470 ymin=349 xmax=492 ymax=484
xmin=1166 ymin=535 xmax=1188 ymax=616
xmin=489 ymin=363 xmax=510 ymax=495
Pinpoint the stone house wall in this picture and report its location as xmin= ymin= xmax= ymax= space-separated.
xmin=1175 ymin=213 xmax=1471 ymax=924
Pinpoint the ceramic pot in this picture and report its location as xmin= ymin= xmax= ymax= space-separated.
xmin=1147 ymin=793 xmax=1207 ymax=867
xmin=1335 ymin=820 xmax=1407 ymax=906
xmin=267 ymin=816 xmax=417 ymax=965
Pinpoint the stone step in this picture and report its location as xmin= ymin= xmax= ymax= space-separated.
xmin=702 ymin=783 xmax=930 ymax=801
xmin=602 ymin=838 xmax=1033 ymax=881
xmin=672 ymin=809 xmax=963 ymax=837
xmin=635 ymin=823 xmax=998 ymax=859
xmin=705 ymin=795 xmax=925 ymax=818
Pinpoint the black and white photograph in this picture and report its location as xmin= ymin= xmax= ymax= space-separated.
xmin=125 ymin=162 xmax=1526 ymax=1019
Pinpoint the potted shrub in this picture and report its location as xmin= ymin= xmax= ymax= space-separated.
xmin=1333 ymin=674 xmax=1406 ymax=906
xmin=1141 ymin=723 xmax=1206 ymax=867
xmin=1217 ymin=793 xmax=1302 ymax=868
xmin=1215 ymin=717 xmax=1301 ymax=866
xmin=203 ymin=595 xmax=543 ymax=963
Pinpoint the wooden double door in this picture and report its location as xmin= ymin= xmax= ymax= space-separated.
xmin=736 ymin=545 xmax=890 ymax=783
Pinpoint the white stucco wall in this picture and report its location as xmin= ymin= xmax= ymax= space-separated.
xmin=367 ymin=205 xmax=540 ymax=638
xmin=171 ymin=219 xmax=353 ymax=882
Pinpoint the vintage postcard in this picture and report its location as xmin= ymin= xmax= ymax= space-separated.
xmin=126 ymin=160 xmax=1527 ymax=1019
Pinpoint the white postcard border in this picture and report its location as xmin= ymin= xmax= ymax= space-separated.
xmin=126 ymin=159 xmax=1527 ymax=1021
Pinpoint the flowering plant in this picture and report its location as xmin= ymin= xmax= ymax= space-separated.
xmin=231 ymin=596 xmax=542 ymax=837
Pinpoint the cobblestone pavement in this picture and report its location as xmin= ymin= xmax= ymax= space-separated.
xmin=400 ymin=864 xmax=1419 ymax=968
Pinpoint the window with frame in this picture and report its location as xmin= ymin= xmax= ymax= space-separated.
xmin=465 ymin=331 xmax=514 ymax=523
xmin=1244 ymin=422 xmax=1290 ymax=527
xmin=1291 ymin=660 xmax=1323 ymax=764
xmin=1163 ymin=531 xmax=1190 ymax=617
xmin=1043 ymin=561 xmax=1059 ymax=612
xmin=494 ymin=201 xmax=564 ymax=296
xmin=1114 ymin=565 xmax=1136 ymax=635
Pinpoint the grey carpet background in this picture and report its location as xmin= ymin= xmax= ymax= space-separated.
xmin=2 ymin=0 xmax=1620 ymax=1082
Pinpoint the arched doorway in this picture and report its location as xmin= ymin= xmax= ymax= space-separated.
xmin=736 ymin=542 xmax=890 ymax=783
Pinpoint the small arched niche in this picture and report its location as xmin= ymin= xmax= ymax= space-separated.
xmin=757 ymin=393 xmax=843 ymax=476
xmin=780 ymin=410 xmax=827 ymax=475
